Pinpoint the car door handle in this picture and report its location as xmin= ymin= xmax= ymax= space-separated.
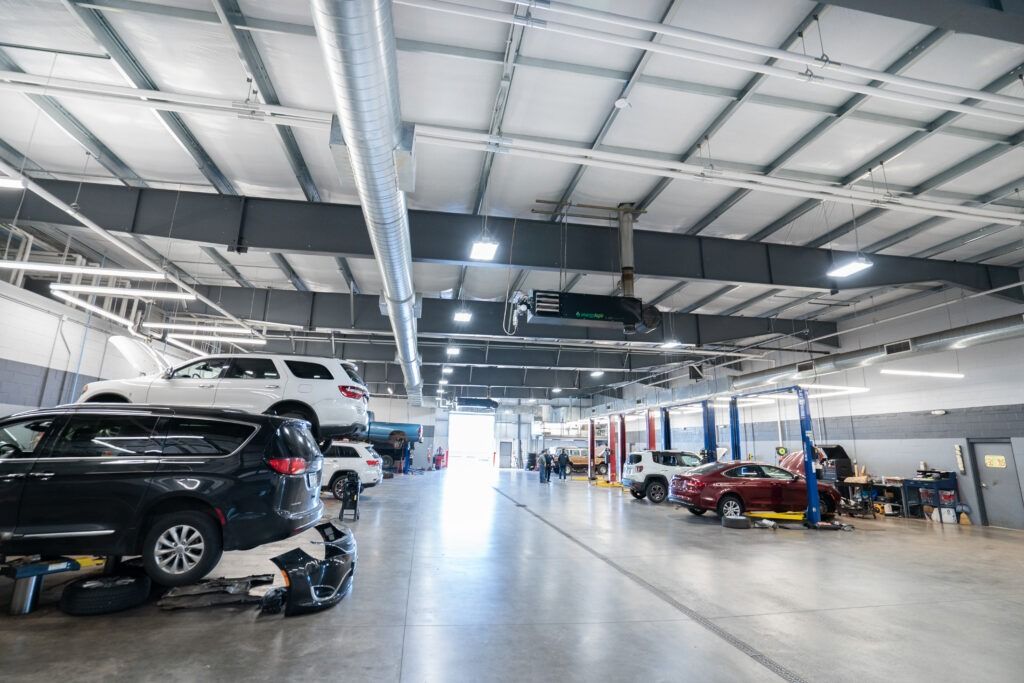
xmin=264 ymin=384 xmax=280 ymax=389
xmin=199 ymin=383 xmax=215 ymax=388
xmin=0 ymin=473 xmax=26 ymax=481
xmin=28 ymin=472 xmax=55 ymax=480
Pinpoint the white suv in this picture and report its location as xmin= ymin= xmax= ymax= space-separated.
xmin=623 ymin=450 xmax=702 ymax=503
xmin=321 ymin=441 xmax=383 ymax=498
xmin=79 ymin=354 xmax=369 ymax=442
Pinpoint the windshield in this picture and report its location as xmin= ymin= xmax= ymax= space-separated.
xmin=677 ymin=452 xmax=702 ymax=467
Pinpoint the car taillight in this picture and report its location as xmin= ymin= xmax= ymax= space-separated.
xmin=267 ymin=457 xmax=307 ymax=475
xmin=686 ymin=479 xmax=706 ymax=491
xmin=635 ymin=465 xmax=643 ymax=473
xmin=338 ymin=385 xmax=366 ymax=400
xmin=366 ymin=459 xmax=380 ymax=467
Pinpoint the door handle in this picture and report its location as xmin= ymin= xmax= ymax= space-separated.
xmin=199 ymin=384 xmax=215 ymax=388
xmin=28 ymin=472 xmax=55 ymax=480
xmin=980 ymin=483 xmax=988 ymax=488
xmin=265 ymin=384 xmax=280 ymax=389
xmin=0 ymin=473 xmax=25 ymax=481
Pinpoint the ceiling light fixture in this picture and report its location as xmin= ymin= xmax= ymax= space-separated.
xmin=446 ymin=346 xmax=460 ymax=356
xmin=51 ymin=290 xmax=131 ymax=327
xmin=387 ymin=387 xmax=394 ymax=395
xmin=439 ymin=379 xmax=449 ymax=385
xmin=0 ymin=177 xmax=24 ymax=190
xmin=659 ymin=340 xmax=694 ymax=349
xmin=442 ymin=367 xmax=454 ymax=374
xmin=0 ymin=261 xmax=165 ymax=279
xmin=163 ymin=337 xmax=204 ymax=357
xmin=827 ymin=254 xmax=873 ymax=278
xmin=880 ymin=369 xmax=965 ymax=379
xmin=166 ymin=334 xmax=267 ymax=345
xmin=453 ymin=310 xmax=472 ymax=322
xmin=50 ymin=283 xmax=196 ymax=300
xmin=590 ymin=370 xmax=605 ymax=377
xmin=551 ymin=387 xmax=562 ymax=394
xmin=469 ymin=240 xmax=499 ymax=261
xmin=142 ymin=322 xmax=252 ymax=334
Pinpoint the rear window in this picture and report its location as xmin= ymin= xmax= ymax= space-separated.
xmin=160 ymin=418 xmax=256 ymax=456
xmin=628 ymin=453 xmax=643 ymax=464
xmin=286 ymin=361 xmax=334 ymax=380
xmin=278 ymin=421 xmax=321 ymax=460
xmin=686 ymin=462 xmax=721 ymax=476
xmin=340 ymin=362 xmax=364 ymax=386
xmin=225 ymin=357 xmax=279 ymax=380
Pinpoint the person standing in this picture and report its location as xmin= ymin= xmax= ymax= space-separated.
xmin=537 ymin=450 xmax=548 ymax=483
xmin=557 ymin=448 xmax=569 ymax=480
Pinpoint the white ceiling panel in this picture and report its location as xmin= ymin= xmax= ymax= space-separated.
xmin=939 ymin=232 xmax=1023 ymax=263
xmin=569 ymin=166 xmax=666 ymax=208
xmin=934 ymin=147 xmax=1024 ymax=196
xmin=462 ymin=264 xmax=521 ymax=301
xmin=345 ymin=258 xmax=383 ymax=296
xmin=0 ymin=0 xmax=103 ymax=54
xmin=707 ymin=103 xmax=828 ymax=166
xmin=880 ymin=218 xmax=999 ymax=257
xmin=249 ymin=30 xmax=335 ymax=112
xmin=408 ymin=144 xmax=484 ymax=215
xmin=481 ymin=154 xmax=579 ymax=217
xmin=413 ymin=262 xmax=462 ymax=297
xmin=500 ymin=68 xmax=623 ymax=143
xmin=869 ymin=132 xmax=994 ymax=189
xmin=571 ymin=272 xmax=624 ymax=296
xmin=781 ymin=118 xmax=913 ymax=179
xmin=600 ymin=85 xmax=729 ymax=155
xmin=894 ymin=32 xmax=1024 ymax=92
xmin=639 ymin=179 xmax=740 ymax=231
xmin=1 ymin=47 xmax=127 ymax=87
xmin=398 ymin=52 xmax=500 ymax=130
xmin=392 ymin=1 xmax=509 ymax=53
xmin=291 ymin=126 xmax=361 ymax=206
xmin=0 ymin=93 xmax=117 ymax=179
xmin=702 ymin=192 xmax=818 ymax=242
xmin=283 ymin=254 xmax=348 ymax=293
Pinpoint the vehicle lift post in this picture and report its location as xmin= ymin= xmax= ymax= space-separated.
xmin=646 ymin=409 xmax=657 ymax=450
xmin=587 ymin=418 xmax=596 ymax=479
xmin=701 ymin=400 xmax=718 ymax=461
xmin=660 ymin=408 xmax=671 ymax=450
xmin=728 ymin=397 xmax=741 ymax=461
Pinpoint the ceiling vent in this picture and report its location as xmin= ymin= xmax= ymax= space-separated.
xmin=796 ymin=360 xmax=815 ymax=374
xmin=884 ymin=340 xmax=913 ymax=355
xmin=688 ymin=365 xmax=705 ymax=381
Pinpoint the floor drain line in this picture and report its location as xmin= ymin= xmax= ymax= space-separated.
xmin=493 ymin=487 xmax=808 ymax=683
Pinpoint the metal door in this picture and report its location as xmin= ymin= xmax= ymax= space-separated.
xmin=498 ymin=441 xmax=512 ymax=468
xmin=972 ymin=441 xmax=1024 ymax=529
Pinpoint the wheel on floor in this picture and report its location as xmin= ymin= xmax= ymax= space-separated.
xmin=630 ymin=489 xmax=645 ymax=500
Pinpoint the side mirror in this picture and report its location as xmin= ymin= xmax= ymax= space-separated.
xmin=162 ymin=368 xmax=174 ymax=379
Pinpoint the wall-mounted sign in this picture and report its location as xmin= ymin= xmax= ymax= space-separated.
xmin=954 ymin=444 xmax=966 ymax=474
xmin=984 ymin=455 xmax=1007 ymax=469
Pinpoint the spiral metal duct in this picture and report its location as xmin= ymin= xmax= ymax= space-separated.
xmin=310 ymin=0 xmax=422 ymax=400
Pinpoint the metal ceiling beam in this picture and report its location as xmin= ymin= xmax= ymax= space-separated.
xmin=833 ymin=285 xmax=950 ymax=323
xmin=636 ymin=5 xmax=825 ymax=214
xmin=749 ymin=61 xmax=1024 ymax=243
xmin=549 ymin=0 xmax=686 ymax=218
xmin=269 ymin=252 xmax=308 ymax=292
xmin=453 ymin=265 xmax=468 ymax=299
xmin=687 ymin=27 xmax=947 ymax=236
xmin=184 ymin=285 xmax=839 ymax=348
xmin=561 ymin=273 xmax=584 ymax=293
xmin=969 ymin=240 xmax=1024 ymax=264
xmin=824 ymin=0 xmax=1024 ymax=46
xmin=913 ymin=224 xmax=1015 ymax=259
xmin=758 ymin=293 xmax=822 ymax=318
xmin=211 ymin=0 xmax=319 ymax=202
xmin=648 ymin=281 xmax=688 ymax=308
xmin=5 ymin=180 xmax=1021 ymax=299
xmin=0 ymin=137 xmax=44 ymax=174
xmin=716 ymin=288 xmax=783 ymax=317
xmin=0 ymin=49 xmax=147 ymax=188
xmin=119 ymin=234 xmax=197 ymax=285
xmin=677 ymin=285 xmax=740 ymax=314
xmin=471 ymin=4 xmax=527 ymax=215
xmin=61 ymin=0 xmax=236 ymax=195
xmin=335 ymin=256 xmax=360 ymax=295
xmin=67 ymin=1 xmax=1017 ymax=150
xmin=201 ymin=245 xmax=254 ymax=288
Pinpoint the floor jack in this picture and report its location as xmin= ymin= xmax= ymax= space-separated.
xmin=1 ymin=555 xmax=106 ymax=615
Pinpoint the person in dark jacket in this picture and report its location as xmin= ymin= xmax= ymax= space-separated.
xmin=557 ymin=448 xmax=570 ymax=480
xmin=537 ymin=451 xmax=549 ymax=483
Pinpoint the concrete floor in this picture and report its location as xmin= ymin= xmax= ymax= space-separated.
xmin=2 ymin=464 xmax=1023 ymax=682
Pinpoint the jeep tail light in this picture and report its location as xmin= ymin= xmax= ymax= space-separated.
xmin=267 ymin=457 xmax=307 ymax=475
xmin=338 ymin=385 xmax=366 ymax=400
xmin=635 ymin=465 xmax=643 ymax=473
xmin=365 ymin=459 xmax=380 ymax=467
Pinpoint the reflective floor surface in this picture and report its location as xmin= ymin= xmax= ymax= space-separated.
xmin=2 ymin=463 xmax=1023 ymax=682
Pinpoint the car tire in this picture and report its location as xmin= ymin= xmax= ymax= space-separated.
xmin=630 ymin=489 xmax=645 ymax=500
xmin=716 ymin=495 xmax=745 ymax=518
xmin=688 ymin=507 xmax=707 ymax=516
xmin=142 ymin=511 xmax=223 ymax=587
xmin=331 ymin=473 xmax=353 ymax=500
xmin=59 ymin=575 xmax=151 ymax=616
xmin=820 ymin=496 xmax=835 ymax=515
xmin=722 ymin=515 xmax=752 ymax=529
xmin=595 ymin=463 xmax=608 ymax=475
xmin=381 ymin=454 xmax=394 ymax=469
xmin=645 ymin=480 xmax=668 ymax=504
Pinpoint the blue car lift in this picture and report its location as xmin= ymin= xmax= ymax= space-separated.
xmin=661 ymin=401 xmax=718 ymax=460
xmin=727 ymin=386 xmax=823 ymax=525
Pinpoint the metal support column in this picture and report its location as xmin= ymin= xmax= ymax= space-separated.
xmin=660 ymin=408 xmax=671 ymax=450
xmin=617 ymin=415 xmax=627 ymax=483
xmin=607 ymin=416 xmax=619 ymax=484
xmin=588 ymin=418 xmax=596 ymax=480
xmin=795 ymin=387 xmax=823 ymax=525
xmin=729 ymin=397 xmax=741 ymax=461
xmin=646 ymin=409 xmax=657 ymax=450
xmin=701 ymin=400 xmax=717 ymax=461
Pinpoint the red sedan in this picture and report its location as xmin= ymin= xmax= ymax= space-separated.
xmin=668 ymin=461 xmax=840 ymax=517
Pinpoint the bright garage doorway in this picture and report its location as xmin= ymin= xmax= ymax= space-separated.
xmin=448 ymin=412 xmax=495 ymax=465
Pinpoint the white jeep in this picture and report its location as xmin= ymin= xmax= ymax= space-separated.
xmin=321 ymin=441 xmax=383 ymax=499
xmin=79 ymin=354 xmax=369 ymax=442
xmin=623 ymin=450 xmax=702 ymax=503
